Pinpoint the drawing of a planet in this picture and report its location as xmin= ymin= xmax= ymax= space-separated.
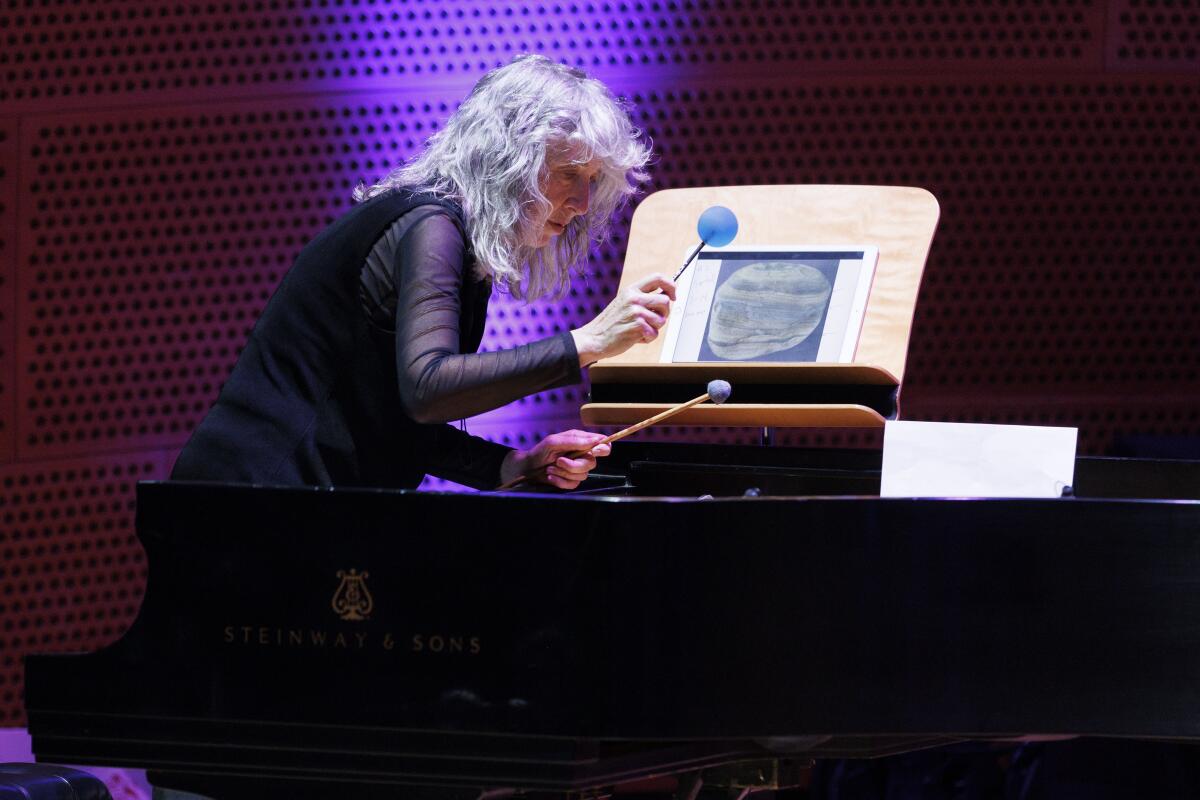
xmin=706 ymin=262 xmax=832 ymax=359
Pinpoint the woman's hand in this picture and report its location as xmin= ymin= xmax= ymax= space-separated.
xmin=571 ymin=273 xmax=676 ymax=366
xmin=499 ymin=430 xmax=612 ymax=490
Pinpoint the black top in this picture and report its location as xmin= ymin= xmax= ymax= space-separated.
xmin=171 ymin=190 xmax=581 ymax=489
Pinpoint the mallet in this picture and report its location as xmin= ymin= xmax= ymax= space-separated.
xmin=495 ymin=380 xmax=732 ymax=491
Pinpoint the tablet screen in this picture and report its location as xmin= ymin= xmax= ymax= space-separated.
xmin=660 ymin=244 xmax=878 ymax=363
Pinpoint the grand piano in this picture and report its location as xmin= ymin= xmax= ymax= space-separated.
xmin=23 ymin=442 xmax=1200 ymax=799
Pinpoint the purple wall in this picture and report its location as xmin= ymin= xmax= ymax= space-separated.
xmin=1 ymin=0 xmax=1198 ymax=724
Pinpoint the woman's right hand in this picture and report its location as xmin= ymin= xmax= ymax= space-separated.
xmin=498 ymin=429 xmax=612 ymax=491
xmin=570 ymin=272 xmax=676 ymax=366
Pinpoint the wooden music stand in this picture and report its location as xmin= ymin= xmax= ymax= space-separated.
xmin=580 ymin=185 xmax=940 ymax=428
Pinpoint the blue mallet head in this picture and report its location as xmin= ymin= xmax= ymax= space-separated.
xmin=706 ymin=379 xmax=732 ymax=405
xmin=697 ymin=206 xmax=739 ymax=247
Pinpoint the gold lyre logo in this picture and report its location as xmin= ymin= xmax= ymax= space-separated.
xmin=332 ymin=569 xmax=374 ymax=621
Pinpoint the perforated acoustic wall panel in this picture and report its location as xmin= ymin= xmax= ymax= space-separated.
xmin=1110 ymin=0 xmax=1200 ymax=69
xmin=1 ymin=1 xmax=1105 ymax=115
xmin=3 ymin=0 xmax=1200 ymax=728
xmin=0 ymin=118 xmax=15 ymax=463
xmin=588 ymin=76 xmax=1200 ymax=449
xmin=0 ymin=454 xmax=158 ymax=725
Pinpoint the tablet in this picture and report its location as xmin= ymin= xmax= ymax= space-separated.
xmin=659 ymin=244 xmax=878 ymax=363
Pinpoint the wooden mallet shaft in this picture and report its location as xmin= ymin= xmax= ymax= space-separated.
xmin=495 ymin=380 xmax=731 ymax=491
xmin=589 ymin=391 xmax=712 ymax=450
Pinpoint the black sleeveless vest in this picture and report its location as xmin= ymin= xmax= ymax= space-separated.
xmin=172 ymin=190 xmax=491 ymax=488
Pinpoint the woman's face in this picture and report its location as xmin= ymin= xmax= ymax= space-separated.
xmin=532 ymin=151 xmax=601 ymax=246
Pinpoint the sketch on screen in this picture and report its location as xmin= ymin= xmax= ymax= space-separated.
xmin=658 ymin=245 xmax=878 ymax=363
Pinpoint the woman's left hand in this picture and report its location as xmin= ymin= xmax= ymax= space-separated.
xmin=499 ymin=430 xmax=612 ymax=490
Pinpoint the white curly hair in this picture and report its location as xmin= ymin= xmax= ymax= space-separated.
xmin=354 ymin=55 xmax=652 ymax=299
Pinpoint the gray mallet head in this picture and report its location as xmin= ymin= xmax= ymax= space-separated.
xmin=706 ymin=379 xmax=732 ymax=405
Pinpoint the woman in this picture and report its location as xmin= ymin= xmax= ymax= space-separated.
xmin=172 ymin=55 xmax=675 ymax=491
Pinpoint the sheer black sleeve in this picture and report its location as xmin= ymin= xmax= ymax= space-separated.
xmin=418 ymin=424 xmax=512 ymax=490
xmin=393 ymin=209 xmax=581 ymax=424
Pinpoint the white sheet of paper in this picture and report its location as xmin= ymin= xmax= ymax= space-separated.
xmin=881 ymin=421 xmax=1078 ymax=498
